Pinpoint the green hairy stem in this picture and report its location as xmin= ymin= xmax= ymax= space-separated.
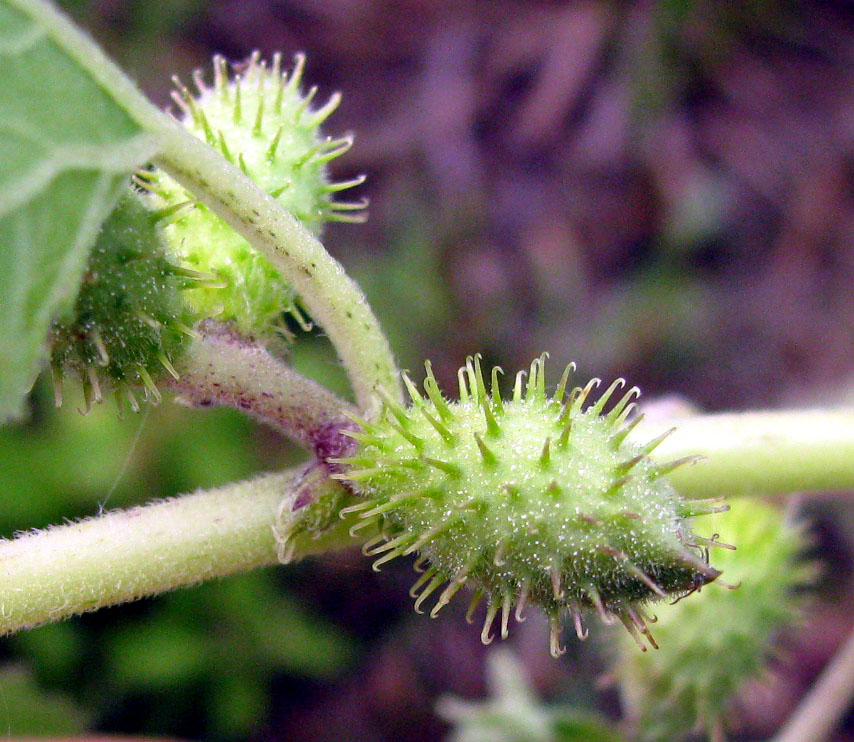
xmin=636 ymin=409 xmax=854 ymax=498
xmin=0 ymin=468 xmax=365 ymax=635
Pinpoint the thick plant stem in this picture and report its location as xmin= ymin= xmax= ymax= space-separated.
xmin=771 ymin=622 xmax=854 ymax=742
xmin=152 ymin=126 xmax=401 ymax=413
xmin=169 ymin=320 xmax=356 ymax=450
xmin=634 ymin=409 xmax=854 ymax=498
xmin=0 ymin=469 xmax=365 ymax=636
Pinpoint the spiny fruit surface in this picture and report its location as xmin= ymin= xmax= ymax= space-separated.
xmin=617 ymin=499 xmax=812 ymax=742
xmin=331 ymin=355 xmax=725 ymax=656
xmin=143 ymin=51 xmax=366 ymax=340
xmin=49 ymin=191 xmax=207 ymax=413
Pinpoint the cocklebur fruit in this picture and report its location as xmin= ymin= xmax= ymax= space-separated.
xmin=329 ymin=355 xmax=727 ymax=657
xmin=49 ymin=191 xmax=210 ymax=413
xmin=143 ymin=51 xmax=366 ymax=340
xmin=617 ymin=499 xmax=811 ymax=742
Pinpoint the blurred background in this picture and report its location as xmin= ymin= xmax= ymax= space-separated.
xmin=2 ymin=0 xmax=854 ymax=739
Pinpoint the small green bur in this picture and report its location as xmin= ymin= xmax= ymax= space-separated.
xmin=618 ymin=499 xmax=812 ymax=741
xmin=144 ymin=52 xmax=366 ymax=340
xmin=50 ymin=192 xmax=205 ymax=413
xmin=329 ymin=356 xmax=726 ymax=656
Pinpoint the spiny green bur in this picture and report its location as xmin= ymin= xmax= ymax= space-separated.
xmin=144 ymin=51 xmax=366 ymax=340
xmin=617 ymin=499 xmax=811 ymax=742
xmin=331 ymin=356 xmax=723 ymax=657
xmin=49 ymin=191 xmax=202 ymax=413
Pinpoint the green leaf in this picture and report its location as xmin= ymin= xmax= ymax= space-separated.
xmin=0 ymin=0 xmax=159 ymax=421
xmin=551 ymin=713 xmax=626 ymax=742
xmin=0 ymin=666 xmax=89 ymax=734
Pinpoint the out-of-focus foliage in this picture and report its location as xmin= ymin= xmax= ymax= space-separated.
xmin=437 ymin=649 xmax=623 ymax=742
xmin=352 ymin=206 xmax=455 ymax=373
xmin=0 ymin=667 xmax=89 ymax=735
xmin=102 ymin=572 xmax=353 ymax=737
